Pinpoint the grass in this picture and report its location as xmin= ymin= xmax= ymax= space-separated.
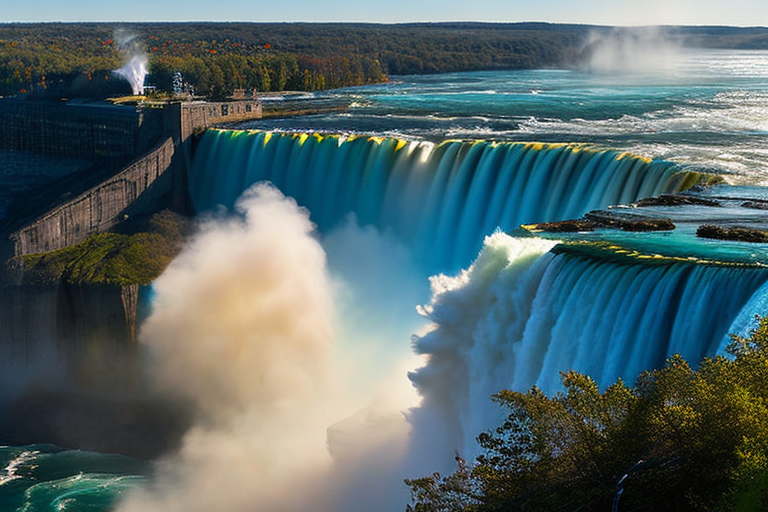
xmin=14 ymin=210 xmax=187 ymax=286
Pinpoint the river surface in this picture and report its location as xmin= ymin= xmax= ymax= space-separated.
xmin=247 ymin=49 xmax=768 ymax=184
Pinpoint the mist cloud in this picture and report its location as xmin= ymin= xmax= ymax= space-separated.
xmin=112 ymin=28 xmax=148 ymax=95
xmin=117 ymin=184 xmax=336 ymax=512
xmin=117 ymin=184 xmax=421 ymax=512
xmin=582 ymin=28 xmax=683 ymax=74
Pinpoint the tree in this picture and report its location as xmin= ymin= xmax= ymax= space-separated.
xmin=406 ymin=317 xmax=768 ymax=512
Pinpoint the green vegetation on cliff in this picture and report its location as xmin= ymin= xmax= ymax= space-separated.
xmin=13 ymin=210 xmax=187 ymax=286
xmin=407 ymin=317 xmax=768 ymax=512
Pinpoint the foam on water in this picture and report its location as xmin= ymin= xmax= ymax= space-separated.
xmin=242 ymin=49 xmax=768 ymax=182
xmin=0 ymin=445 xmax=148 ymax=512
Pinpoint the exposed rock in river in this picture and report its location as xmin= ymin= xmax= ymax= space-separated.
xmin=524 ymin=212 xmax=676 ymax=233
xmin=696 ymin=224 xmax=768 ymax=243
xmin=522 ymin=219 xmax=596 ymax=233
xmin=741 ymin=200 xmax=768 ymax=210
xmin=633 ymin=194 xmax=722 ymax=207
xmin=584 ymin=211 xmax=676 ymax=232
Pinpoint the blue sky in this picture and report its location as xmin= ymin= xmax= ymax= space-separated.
xmin=2 ymin=0 xmax=767 ymax=27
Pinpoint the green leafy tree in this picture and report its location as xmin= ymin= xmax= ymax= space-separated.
xmin=406 ymin=317 xmax=768 ymax=512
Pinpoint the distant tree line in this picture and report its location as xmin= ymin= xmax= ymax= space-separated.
xmin=1 ymin=22 xmax=767 ymax=98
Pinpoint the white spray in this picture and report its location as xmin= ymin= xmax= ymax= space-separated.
xmin=112 ymin=29 xmax=148 ymax=95
xmin=117 ymin=184 xmax=423 ymax=512
xmin=408 ymin=233 xmax=559 ymax=464
xmin=582 ymin=27 xmax=683 ymax=75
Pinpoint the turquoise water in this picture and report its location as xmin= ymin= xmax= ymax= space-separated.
xmin=247 ymin=49 xmax=768 ymax=183
xmin=0 ymin=445 xmax=148 ymax=512
xmin=189 ymin=131 xmax=702 ymax=272
xmin=6 ymin=49 xmax=768 ymax=512
xmin=526 ymin=185 xmax=768 ymax=266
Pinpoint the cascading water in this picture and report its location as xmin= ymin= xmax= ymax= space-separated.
xmin=186 ymin=130 xmax=765 ymax=477
xmin=189 ymin=130 xmax=705 ymax=272
xmin=409 ymin=233 xmax=768 ymax=458
xmin=7 ymin=50 xmax=768 ymax=512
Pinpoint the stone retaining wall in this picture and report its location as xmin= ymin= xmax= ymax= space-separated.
xmin=11 ymin=138 xmax=175 ymax=256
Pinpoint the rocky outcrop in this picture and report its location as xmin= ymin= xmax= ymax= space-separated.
xmin=633 ymin=194 xmax=721 ymax=207
xmin=741 ymin=200 xmax=768 ymax=210
xmin=523 ymin=219 xmax=596 ymax=233
xmin=584 ymin=211 xmax=676 ymax=231
xmin=696 ymin=224 xmax=768 ymax=243
xmin=525 ymin=211 xmax=676 ymax=234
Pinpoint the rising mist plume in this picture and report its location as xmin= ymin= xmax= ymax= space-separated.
xmin=582 ymin=27 xmax=683 ymax=74
xmin=117 ymin=184 xmax=419 ymax=512
xmin=112 ymin=29 xmax=148 ymax=95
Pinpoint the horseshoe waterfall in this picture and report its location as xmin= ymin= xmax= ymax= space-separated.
xmin=190 ymin=130 xmax=702 ymax=271
xmin=188 ymin=128 xmax=768 ymax=463
xmin=5 ymin=48 xmax=768 ymax=512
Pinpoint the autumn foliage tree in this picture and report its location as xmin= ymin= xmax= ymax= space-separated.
xmin=406 ymin=317 xmax=768 ymax=512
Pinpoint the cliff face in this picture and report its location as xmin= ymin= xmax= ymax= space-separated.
xmin=0 ymin=283 xmax=135 ymax=393
xmin=0 ymin=282 xmax=191 ymax=458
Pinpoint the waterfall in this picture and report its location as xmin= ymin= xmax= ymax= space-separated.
xmin=188 ymin=128 xmax=765 ymax=464
xmin=409 ymin=233 xmax=768 ymax=458
xmin=189 ymin=130 xmax=706 ymax=273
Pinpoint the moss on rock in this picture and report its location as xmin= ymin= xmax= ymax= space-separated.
xmin=14 ymin=210 xmax=188 ymax=286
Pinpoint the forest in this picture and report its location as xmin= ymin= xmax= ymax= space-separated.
xmin=1 ymin=22 xmax=768 ymax=98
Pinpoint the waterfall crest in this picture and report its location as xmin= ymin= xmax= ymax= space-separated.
xmin=410 ymin=232 xmax=768 ymax=457
xmin=189 ymin=130 xmax=705 ymax=272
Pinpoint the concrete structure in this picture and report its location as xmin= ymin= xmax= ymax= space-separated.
xmin=0 ymin=97 xmax=262 ymax=157
xmin=0 ymin=100 xmax=159 ymax=159
xmin=173 ymin=100 xmax=262 ymax=142
xmin=4 ymin=97 xmax=262 ymax=257
xmin=10 ymin=138 xmax=175 ymax=255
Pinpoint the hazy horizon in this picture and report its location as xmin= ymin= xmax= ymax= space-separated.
xmin=1 ymin=20 xmax=767 ymax=29
xmin=2 ymin=0 xmax=767 ymax=28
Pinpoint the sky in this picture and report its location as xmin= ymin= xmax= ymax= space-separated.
xmin=2 ymin=0 xmax=767 ymax=27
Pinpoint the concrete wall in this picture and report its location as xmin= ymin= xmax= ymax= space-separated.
xmin=5 ymin=98 xmax=262 ymax=257
xmin=11 ymin=138 xmax=175 ymax=256
xmin=0 ymin=98 xmax=262 ymax=160
xmin=0 ymin=101 xmax=149 ymax=159
xmin=178 ymin=100 xmax=262 ymax=142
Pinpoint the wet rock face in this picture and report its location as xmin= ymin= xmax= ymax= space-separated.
xmin=523 ymin=219 xmax=596 ymax=233
xmin=696 ymin=224 xmax=768 ymax=243
xmin=0 ymin=390 xmax=192 ymax=460
xmin=633 ymin=194 xmax=722 ymax=207
xmin=584 ymin=211 xmax=676 ymax=232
